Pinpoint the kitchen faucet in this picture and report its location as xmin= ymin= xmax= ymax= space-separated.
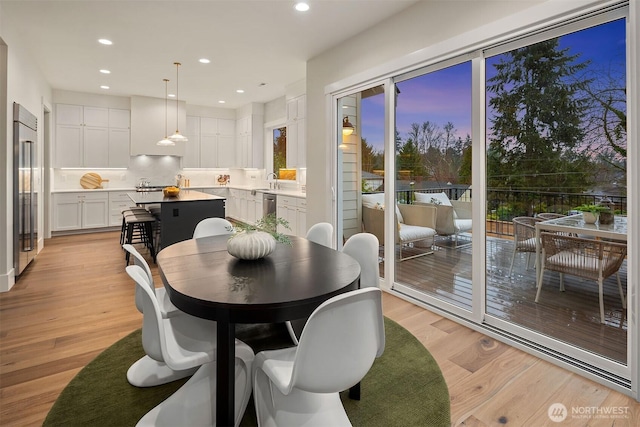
xmin=266 ymin=172 xmax=279 ymax=190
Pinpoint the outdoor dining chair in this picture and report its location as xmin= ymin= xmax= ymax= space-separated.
xmin=535 ymin=232 xmax=627 ymax=324
xmin=508 ymin=216 xmax=543 ymax=276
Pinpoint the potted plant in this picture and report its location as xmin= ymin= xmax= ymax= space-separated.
xmin=573 ymin=204 xmax=609 ymax=224
xmin=227 ymin=214 xmax=291 ymax=260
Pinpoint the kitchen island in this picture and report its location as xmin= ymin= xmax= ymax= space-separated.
xmin=127 ymin=190 xmax=225 ymax=249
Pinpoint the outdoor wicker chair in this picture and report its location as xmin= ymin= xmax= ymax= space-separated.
xmin=535 ymin=232 xmax=627 ymax=324
xmin=508 ymin=216 xmax=543 ymax=276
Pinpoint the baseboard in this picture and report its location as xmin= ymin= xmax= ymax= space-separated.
xmin=0 ymin=268 xmax=16 ymax=293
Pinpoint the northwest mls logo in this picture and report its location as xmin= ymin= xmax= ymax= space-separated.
xmin=548 ymin=403 xmax=568 ymax=422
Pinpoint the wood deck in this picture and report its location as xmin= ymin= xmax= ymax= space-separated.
xmin=389 ymin=235 xmax=628 ymax=363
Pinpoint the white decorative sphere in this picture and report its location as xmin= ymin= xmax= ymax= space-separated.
xmin=227 ymin=231 xmax=277 ymax=260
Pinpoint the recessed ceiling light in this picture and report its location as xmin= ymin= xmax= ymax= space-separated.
xmin=199 ymin=58 xmax=210 ymax=64
xmin=218 ymin=100 xmax=226 ymax=104
xmin=295 ymin=2 xmax=310 ymax=12
xmin=168 ymin=93 xmax=176 ymax=98
xmin=98 ymin=39 xmax=113 ymax=45
xmin=99 ymin=69 xmax=111 ymax=74
xmin=236 ymin=89 xmax=245 ymax=94
xmin=100 ymin=85 xmax=110 ymax=90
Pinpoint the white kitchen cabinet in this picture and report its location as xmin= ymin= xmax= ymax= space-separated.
xmin=201 ymin=118 xmax=236 ymax=168
xmin=236 ymin=111 xmax=264 ymax=168
xmin=55 ymin=104 xmax=130 ymax=168
xmin=226 ymin=188 xmax=265 ymax=225
xmin=227 ymin=189 xmax=243 ymax=221
xmin=255 ymin=196 xmax=264 ymax=223
xmin=108 ymin=191 xmax=135 ymax=227
xmin=296 ymin=197 xmax=307 ymax=237
xmin=83 ymin=126 xmax=109 ymax=167
xmin=277 ymin=195 xmax=307 ymax=237
xmin=286 ymin=95 xmax=306 ymax=168
xmin=183 ymin=117 xmax=236 ymax=168
xmin=53 ymin=192 xmax=109 ymax=231
xmin=108 ymin=109 xmax=131 ymax=168
xmin=246 ymin=192 xmax=257 ymax=225
xmin=183 ymin=116 xmax=201 ymax=168
xmin=55 ymin=124 xmax=83 ymax=167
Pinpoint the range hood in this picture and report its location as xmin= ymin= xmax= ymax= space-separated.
xmin=130 ymin=95 xmax=187 ymax=156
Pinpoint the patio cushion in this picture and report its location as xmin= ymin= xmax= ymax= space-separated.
xmin=415 ymin=192 xmax=452 ymax=207
xmin=398 ymin=223 xmax=436 ymax=242
xmin=454 ymin=219 xmax=472 ymax=234
xmin=516 ymin=237 xmax=538 ymax=250
xmin=362 ymin=193 xmax=404 ymax=223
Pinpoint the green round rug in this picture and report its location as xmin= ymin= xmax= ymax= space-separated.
xmin=44 ymin=317 xmax=450 ymax=426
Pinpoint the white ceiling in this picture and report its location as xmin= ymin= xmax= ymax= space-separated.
xmin=2 ymin=0 xmax=419 ymax=109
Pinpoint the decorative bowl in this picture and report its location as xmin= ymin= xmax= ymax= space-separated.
xmin=227 ymin=231 xmax=276 ymax=260
xmin=163 ymin=186 xmax=180 ymax=197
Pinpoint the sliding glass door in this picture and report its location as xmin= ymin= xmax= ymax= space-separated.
xmin=336 ymin=85 xmax=387 ymax=280
xmin=392 ymin=60 xmax=473 ymax=314
xmin=483 ymin=13 xmax=629 ymax=374
xmin=332 ymin=4 xmax=632 ymax=390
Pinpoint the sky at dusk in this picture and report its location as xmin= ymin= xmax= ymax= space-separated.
xmin=359 ymin=18 xmax=625 ymax=153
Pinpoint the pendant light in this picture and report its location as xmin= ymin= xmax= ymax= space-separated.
xmin=168 ymin=62 xmax=188 ymax=143
xmin=157 ymin=78 xmax=175 ymax=146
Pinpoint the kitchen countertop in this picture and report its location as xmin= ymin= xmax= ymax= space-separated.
xmin=190 ymin=185 xmax=307 ymax=198
xmin=52 ymin=187 xmax=136 ymax=193
xmin=52 ymin=185 xmax=306 ymax=198
xmin=127 ymin=189 xmax=225 ymax=204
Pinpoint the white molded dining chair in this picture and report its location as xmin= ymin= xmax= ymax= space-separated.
xmin=285 ymin=222 xmax=335 ymax=345
xmin=124 ymin=244 xmax=195 ymax=387
xmin=126 ymin=265 xmax=255 ymax=427
xmin=305 ymin=222 xmax=333 ymax=248
xmin=253 ymin=287 xmax=385 ymax=427
xmin=192 ymin=217 xmax=234 ymax=239
xmin=342 ymin=232 xmax=380 ymax=288
xmin=123 ymin=244 xmax=179 ymax=318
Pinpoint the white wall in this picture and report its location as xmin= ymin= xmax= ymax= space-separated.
xmin=304 ymin=0 xmax=545 ymax=227
xmin=1 ymin=4 xmax=53 ymax=291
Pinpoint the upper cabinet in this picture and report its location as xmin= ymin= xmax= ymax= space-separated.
xmin=54 ymin=104 xmax=130 ymax=168
xmin=130 ymin=95 xmax=186 ymax=157
xmin=286 ymin=95 xmax=306 ymax=168
xmin=236 ymin=103 xmax=264 ymax=168
xmin=183 ymin=116 xmax=236 ymax=168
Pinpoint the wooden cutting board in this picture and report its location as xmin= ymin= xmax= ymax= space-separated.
xmin=80 ymin=172 xmax=103 ymax=189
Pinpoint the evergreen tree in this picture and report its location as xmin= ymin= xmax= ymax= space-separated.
xmin=487 ymin=38 xmax=594 ymax=196
xmin=397 ymin=139 xmax=427 ymax=179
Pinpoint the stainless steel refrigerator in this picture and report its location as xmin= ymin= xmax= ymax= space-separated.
xmin=13 ymin=103 xmax=38 ymax=277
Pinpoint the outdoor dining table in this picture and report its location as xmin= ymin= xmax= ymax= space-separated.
xmin=534 ymin=213 xmax=628 ymax=283
xmin=156 ymin=234 xmax=361 ymax=426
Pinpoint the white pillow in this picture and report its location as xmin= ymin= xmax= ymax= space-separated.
xmin=414 ymin=191 xmax=452 ymax=206
xmin=362 ymin=193 xmax=404 ymax=223
xmin=362 ymin=193 xmax=385 ymax=208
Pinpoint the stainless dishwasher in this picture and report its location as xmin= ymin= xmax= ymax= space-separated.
xmin=263 ymin=193 xmax=277 ymax=217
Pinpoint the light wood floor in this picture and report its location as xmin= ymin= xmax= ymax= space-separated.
xmin=1 ymin=232 xmax=638 ymax=426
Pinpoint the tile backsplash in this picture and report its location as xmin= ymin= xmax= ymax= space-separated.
xmin=52 ymin=156 xmax=304 ymax=190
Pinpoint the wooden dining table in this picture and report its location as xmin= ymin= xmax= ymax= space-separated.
xmin=156 ymin=234 xmax=361 ymax=427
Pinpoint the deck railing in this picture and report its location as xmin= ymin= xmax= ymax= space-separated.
xmin=371 ymin=187 xmax=627 ymax=238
